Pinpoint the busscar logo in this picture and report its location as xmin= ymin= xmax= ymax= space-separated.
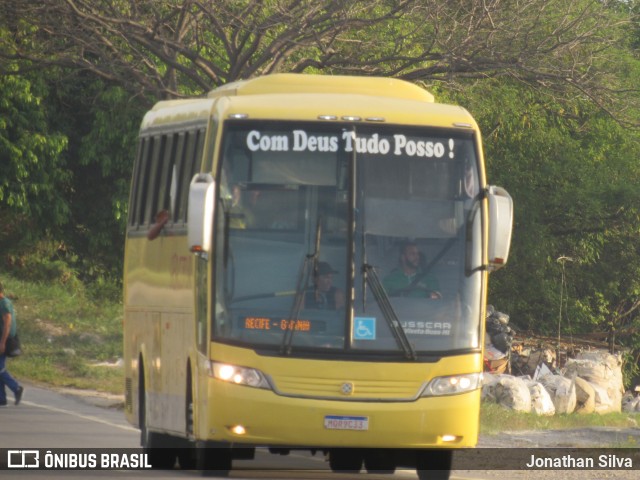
xmin=8 ymin=450 xmax=40 ymax=468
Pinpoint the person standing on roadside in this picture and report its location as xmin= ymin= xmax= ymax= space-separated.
xmin=0 ymin=281 xmax=23 ymax=406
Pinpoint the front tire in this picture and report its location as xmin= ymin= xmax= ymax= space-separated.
xmin=329 ymin=449 xmax=363 ymax=473
xmin=364 ymin=449 xmax=396 ymax=474
xmin=416 ymin=449 xmax=452 ymax=480
xmin=195 ymin=442 xmax=232 ymax=477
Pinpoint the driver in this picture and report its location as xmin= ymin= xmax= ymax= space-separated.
xmin=383 ymin=242 xmax=441 ymax=299
xmin=304 ymin=262 xmax=345 ymax=310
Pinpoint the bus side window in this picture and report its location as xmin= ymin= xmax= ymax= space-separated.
xmin=174 ymin=129 xmax=206 ymax=224
xmin=156 ymin=134 xmax=176 ymax=216
xmin=180 ymin=129 xmax=205 ymax=223
xmin=131 ymin=137 xmax=153 ymax=228
xmin=143 ymin=135 xmax=166 ymax=227
xmin=171 ymin=133 xmax=187 ymax=223
xmin=177 ymin=131 xmax=196 ymax=223
xmin=128 ymin=139 xmax=144 ymax=228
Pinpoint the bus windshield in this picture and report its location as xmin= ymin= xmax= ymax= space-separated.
xmin=213 ymin=121 xmax=483 ymax=357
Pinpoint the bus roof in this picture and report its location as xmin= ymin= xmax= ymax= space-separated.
xmin=141 ymin=98 xmax=215 ymax=131
xmin=207 ymin=73 xmax=435 ymax=103
xmin=141 ymin=74 xmax=478 ymax=132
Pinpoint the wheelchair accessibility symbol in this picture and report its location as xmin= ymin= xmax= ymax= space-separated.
xmin=354 ymin=317 xmax=376 ymax=340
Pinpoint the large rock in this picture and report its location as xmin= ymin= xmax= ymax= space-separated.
xmin=622 ymin=392 xmax=640 ymax=413
xmin=482 ymin=374 xmax=532 ymax=412
xmin=563 ymin=352 xmax=623 ymax=413
xmin=539 ymin=374 xmax=576 ymax=414
xmin=525 ymin=379 xmax=556 ymax=416
xmin=573 ymin=376 xmax=595 ymax=414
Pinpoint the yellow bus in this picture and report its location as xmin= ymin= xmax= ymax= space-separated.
xmin=123 ymin=73 xmax=513 ymax=479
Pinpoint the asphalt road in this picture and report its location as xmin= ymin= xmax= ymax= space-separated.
xmin=0 ymin=384 xmax=428 ymax=479
xmin=1 ymin=384 xmax=638 ymax=480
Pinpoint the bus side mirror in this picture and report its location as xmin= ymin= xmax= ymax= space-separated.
xmin=487 ymin=185 xmax=513 ymax=271
xmin=188 ymin=173 xmax=215 ymax=254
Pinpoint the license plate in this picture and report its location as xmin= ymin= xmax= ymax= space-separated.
xmin=324 ymin=415 xmax=369 ymax=431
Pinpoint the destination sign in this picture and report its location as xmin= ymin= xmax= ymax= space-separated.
xmin=244 ymin=316 xmax=313 ymax=332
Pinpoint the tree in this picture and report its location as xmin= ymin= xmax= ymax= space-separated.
xmin=1 ymin=0 xmax=640 ymax=338
xmin=1 ymin=0 xmax=637 ymax=125
xmin=0 ymin=53 xmax=69 ymax=245
xmin=449 ymin=78 xmax=640 ymax=351
xmin=49 ymin=78 xmax=147 ymax=280
xmin=0 ymin=22 xmax=145 ymax=283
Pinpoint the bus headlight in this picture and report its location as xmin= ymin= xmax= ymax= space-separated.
xmin=422 ymin=373 xmax=482 ymax=397
xmin=210 ymin=361 xmax=271 ymax=390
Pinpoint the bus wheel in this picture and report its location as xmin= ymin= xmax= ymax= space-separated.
xmin=195 ymin=442 xmax=232 ymax=477
xmin=364 ymin=449 xmax=396 ymax=474
xmin=142 ymin=431 xmax=178 ymax=469
xmin=416 ymin=449 xmax=452 ymax=480
xmin=329 ymin=449 xmax=363 ymax=473
xmin=177 ymin=448 xmax=196 ymax=470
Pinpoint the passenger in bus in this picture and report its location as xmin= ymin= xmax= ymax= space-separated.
xmin=304 ymin=262 xmax=345 ymax=310
xmin=147 ymin=209 xmax=170 ymax=240
xmin=383 ymin=242 xmax=441 ymax=299
xmin=229 ymin=185 xmax=256 ymax=229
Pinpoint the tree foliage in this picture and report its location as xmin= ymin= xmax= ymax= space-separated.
xmin=52 ymin=79 xmax=147 ymax=279
xmin=0 ymin=55 xmax=69 ymax=242
xmin=451 ymin=78 xmax=640 ymax=351
xmin=1 ymin=0 xmax=637 ymax=124
xmin=0 ymin=0 xmax=640 ymax=358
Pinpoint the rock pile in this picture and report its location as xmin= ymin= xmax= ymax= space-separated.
xmin=482 ymin=351 xmax=629 ymax=415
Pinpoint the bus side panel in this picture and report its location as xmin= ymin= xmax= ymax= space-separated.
xmin=123 ymin=234 xmax=195 ymax=437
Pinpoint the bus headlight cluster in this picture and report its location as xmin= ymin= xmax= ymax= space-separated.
xmin=210 ymin=361 xmax=271 ymax=390
xmin=421 ymin=373 xmax=482 ymax=397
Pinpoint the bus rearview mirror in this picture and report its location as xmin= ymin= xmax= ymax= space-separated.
xmin=487 ymin=185 xmax=513 ymax=271
xmin=188 ymin=173 xmax=215 ymax=254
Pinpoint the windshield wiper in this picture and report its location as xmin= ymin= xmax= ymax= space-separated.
xmin=362 ymin=263 xmax=417 ymax=360
xmin=281 ymin=216 xmax=322 ymax=355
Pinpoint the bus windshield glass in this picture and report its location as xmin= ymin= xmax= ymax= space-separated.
xmin=214 ymin=121 xmax=483 ymax=357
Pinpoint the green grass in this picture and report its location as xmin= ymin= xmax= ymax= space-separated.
xmin=5 ymin=274 xmax=640 ymax=433
xmin=4 ymin=275 xmax=124 ymax=395
xmin=480 ymin=398 xmax=639 ymax=434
